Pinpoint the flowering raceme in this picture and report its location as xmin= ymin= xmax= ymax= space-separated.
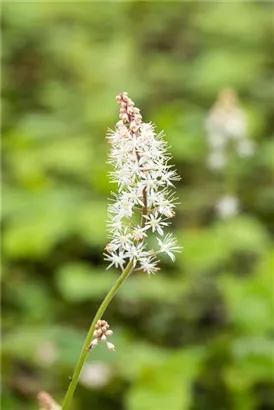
xmin=104 ymin=92 xmax=181 ymax=275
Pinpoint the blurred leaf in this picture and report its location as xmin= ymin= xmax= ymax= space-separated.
xmin=55 ymin=263 xmax=116 ymax=302
xmin=118 ymin=273 xmax=187 ymax=303
xmin=219 ymin=251 xmax=273 ymax=334
xmin=126 ymin=349 xmax=203 ymax=410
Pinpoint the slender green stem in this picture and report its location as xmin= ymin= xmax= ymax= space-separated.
xmin=61 ymin=259 xmax=135 ymax=410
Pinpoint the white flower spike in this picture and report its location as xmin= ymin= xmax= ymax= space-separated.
xmin=206 ymin=88 xmax=255 ymax=171
xmin=105 ymin=92 xmax=181 ymax=274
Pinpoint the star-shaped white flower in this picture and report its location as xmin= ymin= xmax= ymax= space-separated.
xmin=139 ymin=256 xmax=159 ymax=275
xmin=144 ymin=212 xmax=169 ymax=236
xmin=103 ymin=251 xmax=126 ymax=270
xmin=157 ymin=233 xmax=181 ymax=262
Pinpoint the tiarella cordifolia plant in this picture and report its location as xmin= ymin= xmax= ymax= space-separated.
xmin=104 ymin=92 xmax=181 ymax=275
xmin=58 ymin=93 xmax=181 ymax=410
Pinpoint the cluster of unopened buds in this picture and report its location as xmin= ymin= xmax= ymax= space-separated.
xmin=116 ymin=92 xmax=143 ymax=132
xmin=215 ymin=194 xmax=240 ymax=219
xmin=37 ymin=391 xmax=60 ymax=410
xmin=104 ymin=92 xmax=181 ymax=275
xmin=88 ymin=320 xmax=115 ymax=352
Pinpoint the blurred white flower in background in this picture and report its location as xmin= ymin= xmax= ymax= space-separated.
xmin=216 ymin=195 xmax=240 ymax=219
xmin=206 ymin=88 xmax=255 ymax=170
xmin=207 ymin=150 xmax=227 ymax=170
xmin=80 ymin=362 xmax=112 ymax=389
xmin=237 ymin=138 xmax=255 ymax=157
xmin=35 ymin=341 xmax=58 ymax=367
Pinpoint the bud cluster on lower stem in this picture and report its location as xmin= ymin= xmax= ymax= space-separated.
xmin=61 ymin=259 xmax=135 ymax=410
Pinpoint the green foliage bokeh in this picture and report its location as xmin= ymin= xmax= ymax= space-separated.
xmin=2 ymin=2 xmax=273 ymax=410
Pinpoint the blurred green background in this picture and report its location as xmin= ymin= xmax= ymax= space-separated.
xmin=1 ymin=2 xmax=273 ymax=410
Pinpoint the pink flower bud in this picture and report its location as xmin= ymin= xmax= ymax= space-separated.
xmin=130 ymin=122 xmax=138 ymax=132
xmin=101 ymin=334 xmax=107 ymax=343
xmin=122 ymin=113 xmax=129 ymax=122
xmin=105 ymin=329 xmax=113 ymax=336
xmin=88 ymin=339 xmax=98 ymax=350
xmin=127 ymin=107 xmax=134 ymax=115
xmin=94 ymin=329 xmax=102 ymax=337
xmin=134 ymin=114 xmax=142 ymax=124
xmin=106 ymin=342 xmax=115 ymax=351
xmin=116 ymin=120 xmax=124 ymax=128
